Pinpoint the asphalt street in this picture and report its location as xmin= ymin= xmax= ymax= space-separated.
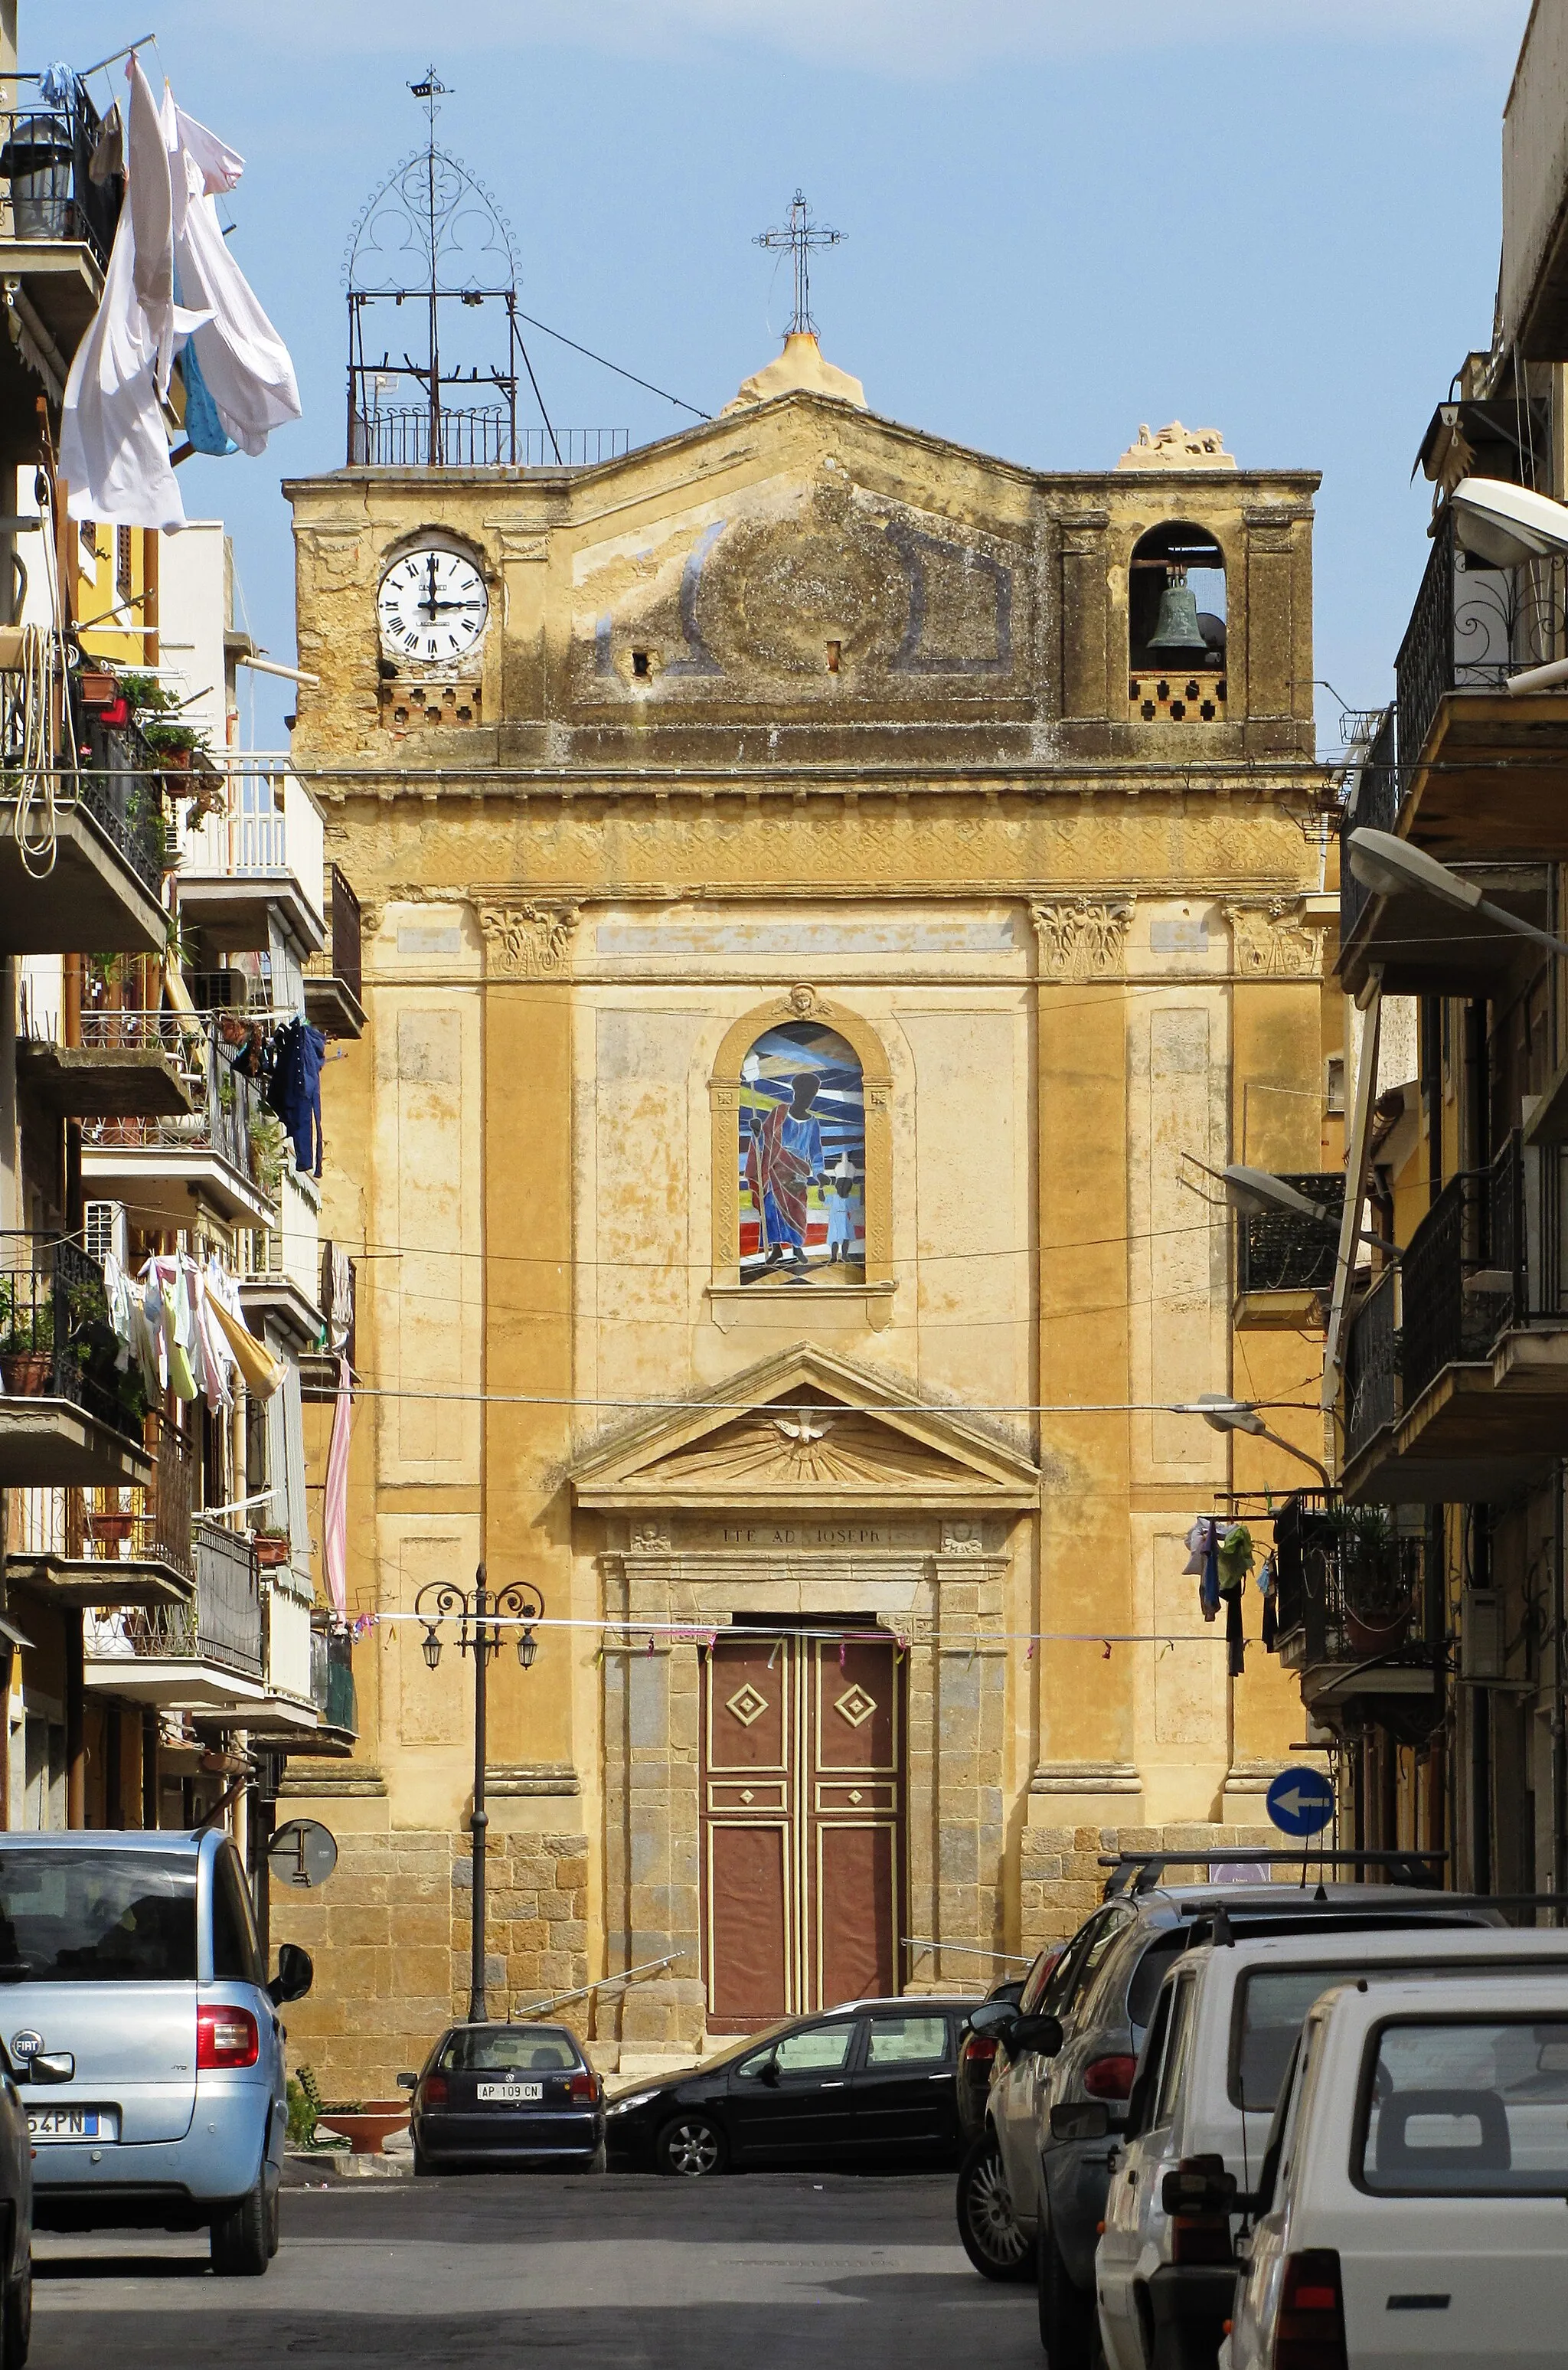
xmin=30 ymin=2169 xmax=1039 ymax=2370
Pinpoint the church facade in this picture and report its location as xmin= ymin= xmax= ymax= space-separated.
xmin=274 ymin=341 xmax=1334 ymax=2086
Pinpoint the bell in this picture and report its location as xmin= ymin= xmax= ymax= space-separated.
xmin=1148 ymin=574 xmax=1207 ymax=653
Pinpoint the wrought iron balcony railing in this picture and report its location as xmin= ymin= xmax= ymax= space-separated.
xmin=1344 ymin=1267 xmax=1400 ymax=1463
xmin=82 ymin=1014 xmax=271 ymax=1192
xmin=1236 ymin=1175 xmax=1345 ymax=1296
xmin=11 ymin=1415 xmax=194 ymax=1577
xmin=1393 ymin=502 xmax=1555 ymax=797
xmin=1339 ymin=704 xmax=1397 ymax=949
xmin=0 ymin=1232 xmax=147 ymax=1444
xmin=124 ymin=1516 xmax=263 ymax=1677
xmin=0 ymin=88 xmax=121 ymax=267
xmin=1 ymin=713 xmax=170 ymax=897
xmin=1272 ymin=1494 xmax=1438 ymax=1675
xmin=348 ymin=404 xmax=630 ymax=469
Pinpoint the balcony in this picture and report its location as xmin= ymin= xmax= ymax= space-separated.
xmin=302 ymin=865 xmax=365 ymax=1038
xmin=1272 ymin=1494 xmax=1440 ymax=1732
xmin=1341 ymin=1132 xmax=1568 ymax=1502
xmin=5 ymin=1415 xmax=194 ymax=1610
xmin=0 ymin=87 xmax=119 ymax=371
xmin=17 ymin=999 xmax=194 ymax=1121
xmin=1337 ymin=510 xmax=1557 ymax=998
xmin=83 ymin=1515 xmax=270 ymax=1714
xmin=173 ymin=762 xmax=325 ymax=957
xmin=0 ymin=1234 xmax=151 ymax=1489
xmin=80 ymin=1017 xmax=277 ymax=1230
xmin=0 ymin=711 xmax=168 ymax=957
xmin=1235 ymin=1173 xmax=1344 ymax=1327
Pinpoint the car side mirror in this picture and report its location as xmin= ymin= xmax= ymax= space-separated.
xmin=1051 ymin=2100 xmax=1112 ymax=2141
xmin=397 ymin=2071 xmax=417 ymax=2091
xmin=1008 ymin=2013 xmax=1064 ymax=2058
xmin=757 ymin=2058 xmax=781 ymax=2087
xmin=966 ymin=1999 xmax=1021 ymax=2041
xmin=1161 ymin=2156 xmax=1238 ymax=2218
xmin=268 ymin=1942 xmax=314 ymax=2006
xmin=27 ymin=2052 xmax=74 ymax=2087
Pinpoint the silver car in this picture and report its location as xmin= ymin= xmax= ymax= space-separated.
xmin=0 ymin=1829 xmax=312 ymax=2275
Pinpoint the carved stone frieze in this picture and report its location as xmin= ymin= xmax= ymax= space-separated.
xmin=1224 ymin=898 xmax=1323 ymax=978
xmin=475 ymin=898 xmax=582 ymax=977
xmin=1030 ymin=896 xmax=1135 ymax=979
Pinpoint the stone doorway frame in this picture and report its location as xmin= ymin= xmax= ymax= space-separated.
xmin=597 ymin=1523 xmax=1011 ymax=2055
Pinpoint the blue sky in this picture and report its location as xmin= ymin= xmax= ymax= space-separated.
xmin=51 ymin=1 xmax=1529 ymax=750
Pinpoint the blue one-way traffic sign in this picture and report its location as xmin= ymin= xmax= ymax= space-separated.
xmin=1265 ymin=1766 xmax=1334 ymax=1838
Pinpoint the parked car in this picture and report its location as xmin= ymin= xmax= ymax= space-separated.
xmin=0 ymin=2032 xmax=36 ymax=2364
xmin=1097 ymin=1923 xmax=1568 ymax=2370
xmin=959 ymin=1963 xmax=1054 ymax=2145
xmin=966 ymin=1879 xmax=1498 ymax=2363
xmin=956 ymin=1947 xmax=1065 ymax=2280
xmin=1223 ymin=1972 xmax=1568 ymax=2370
xmin=606 ymin=1997 xmax=979 ymax=2175
xmin=0 ymin=1830 xmax=312 ymax=2276
xmin=401 ymin=2022 xmax=604 ymax=2174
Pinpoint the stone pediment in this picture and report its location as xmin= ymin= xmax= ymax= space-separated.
xmin=571 ymin=1342 xmax=1038 ymax=1513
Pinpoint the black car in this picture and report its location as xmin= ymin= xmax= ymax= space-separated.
xmin=606 ymin=1997 xmax=980 ymax=2175
xmin=400 ymin=2022 xmax=604 ymax=2175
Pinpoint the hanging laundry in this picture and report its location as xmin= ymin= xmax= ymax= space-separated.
xmin=204 ymin=1286 xmax=283 ymax=1400
xmin=322 ymin=1355 xmax=352 ymax=1620
xmin=88 ymin=100 xmax=123 ymax=187
xmin=160 ymin=1276 xmax=198 ymax=1401
xmin=165 ymin=96 xmax=300 ymax=459
xmin=1182 ymin=1517 xmax=1208 ymax=1578
xmin=263 ymin=1015 xmax=326 ymax=1178
xmin=131 ymin=1263 xmax=165 ymax=1395
xmin=1217 ymin=1522 xmax=1254 ymax=1597
xmin=1197 ymin=1517 xmax=1222 ymax=1622
xmin=100 ymin=1248 xmax=135 ymax=1371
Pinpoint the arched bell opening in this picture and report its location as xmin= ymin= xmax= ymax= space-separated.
xmin=1128 ymin=521 xmax=1228 ymax=724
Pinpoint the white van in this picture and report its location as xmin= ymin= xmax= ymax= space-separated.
xmin=1096 ymin=1927 xmax=1568 ymax=2370
xmin=1225 ymin=1972 xmax=1568 ymax=2370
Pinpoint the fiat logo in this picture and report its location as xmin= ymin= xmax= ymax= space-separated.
xmin=8 ymin=2033 xmax=41 ymax=2061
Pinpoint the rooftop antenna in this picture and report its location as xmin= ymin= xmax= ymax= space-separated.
xmin=754 ymin=189 xmax=843 ymax=338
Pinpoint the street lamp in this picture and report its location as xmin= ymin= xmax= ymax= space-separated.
xmin=414 ymin=1564 xmax=545 ymax=2022
xmin=1222 ymin=1163 xmax=1398 ymax=1260
xmin=1347 ymin=828 xmax=1568 ymax=963
xmin=1185 ymin=1391 xmax=1334 ymax=1492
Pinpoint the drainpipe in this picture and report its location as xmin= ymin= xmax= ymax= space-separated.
xmin=64 ymin=1613 xmax=84 ymax=1829
xmin=1555 ymin=1466 xmax=1566 ymax=1924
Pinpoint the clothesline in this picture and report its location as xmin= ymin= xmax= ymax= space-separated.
xmin=366 ymin=1611 xmax=1250 ymax=1652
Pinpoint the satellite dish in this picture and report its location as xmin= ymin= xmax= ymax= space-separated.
xmin=1449 ymin=476 xmax=1568 ymax=568
xmin=267 ymin=1818 xmax=338 ymax=1891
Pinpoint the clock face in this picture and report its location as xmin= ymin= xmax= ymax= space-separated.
xmin=377 ymin=548 xmax=489 ymax=666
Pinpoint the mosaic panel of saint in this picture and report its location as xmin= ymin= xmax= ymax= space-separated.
xmin=738 ymin=1023 xmax=865 ymax=1284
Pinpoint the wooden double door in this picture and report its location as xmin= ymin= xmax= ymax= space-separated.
xmin=701 ymin=1629 xmax=903 ymax=2032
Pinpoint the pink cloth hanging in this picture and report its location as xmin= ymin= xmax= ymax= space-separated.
xmin=322 ymin=1354 xmax=352 ymax=1619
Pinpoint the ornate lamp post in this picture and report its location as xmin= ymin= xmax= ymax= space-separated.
xmin=415 ymin=1564 xmax=544 ymax=2022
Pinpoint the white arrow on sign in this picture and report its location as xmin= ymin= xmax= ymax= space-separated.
xmin=1272 ymin=1785 xmax=1328 ymax=1818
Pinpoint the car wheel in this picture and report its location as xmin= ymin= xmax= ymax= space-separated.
xmin=1037 ymin=2223 xmax=1093 ymax=2368
xmin=210 ymin=2173 xmax=270 ymax=2277
xmin=1 ymin=2247 xmax=31 ymax=2368
xmin=656 ymin=2114 xmax=727 ymax=2177
xmin=413 ymin=2147 xmax=437 ymax=2179
xmin=956 ymin=2133 xmax=1034 ymax=2282
xmin=266 ymin=2182 xmax=280 ymax=2260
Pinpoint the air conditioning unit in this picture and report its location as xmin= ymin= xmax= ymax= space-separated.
xmin=83 ymin=1201 xmax=128 ymax=1270
xmin=1461 ymin=1590 xmax=1503 ymax=1682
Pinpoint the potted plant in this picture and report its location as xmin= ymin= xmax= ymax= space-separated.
xmin=1331 ymin=1505 xmax=1412 ymax=1654
xmin=0 ymin=1286 xmax=54 ymax=1397
xmin=253 ymin=1527 xmax=291 ymax=1570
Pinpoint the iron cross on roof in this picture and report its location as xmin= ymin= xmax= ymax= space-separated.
xmin=754 ymin=189 xmax=844 ymax=337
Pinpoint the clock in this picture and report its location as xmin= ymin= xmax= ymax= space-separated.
xmin=377 ymin=547 xmax=489 ymax=667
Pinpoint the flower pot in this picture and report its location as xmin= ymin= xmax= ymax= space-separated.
xmin=253 ymin=1536 xmax=291 ymax=1568
xmin=87 ymin=1511 xmax=136 ymax=1548
xmin=1 ymin=1351 xmax=52 ymax=1397
xmin=77 ymin=671 xmax=117 ymax=706
xmin=1345 ymin=1603 xmax=1412 ymax=1656
xmin=315 ymin=2104 xmax=409 ymax=2156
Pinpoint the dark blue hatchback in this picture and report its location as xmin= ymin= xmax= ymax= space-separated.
xmin=402 ymin=2023 xmax=604 ymax=2176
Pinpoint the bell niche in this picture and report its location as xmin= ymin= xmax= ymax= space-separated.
xmin=1128 ymin=521 xmax=1227 ymax=724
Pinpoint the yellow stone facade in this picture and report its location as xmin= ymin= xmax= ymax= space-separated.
xmin=274 ymin=353 xmax=1333 ymax=2086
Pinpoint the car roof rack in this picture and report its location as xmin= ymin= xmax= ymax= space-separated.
xmin=1099 ymin=1847 xmax=1448 ymax=1898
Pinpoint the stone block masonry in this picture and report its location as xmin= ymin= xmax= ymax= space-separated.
xmin=273 ymin=1828 xmax=590 ymax=2098
xmin=1020 ymin=1822 xmax=1284 ymax=1950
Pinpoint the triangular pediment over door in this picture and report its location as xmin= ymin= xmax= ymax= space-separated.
xmin=570 ymin=1342 xmax=1039 ymax=1515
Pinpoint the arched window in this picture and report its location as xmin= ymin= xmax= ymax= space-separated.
xmin=710 ymin=995 xmax=892 ymax=1296
xmin=738 ymin=1021 xmax=864 ymax=1283
xmin=1128 ymin=521 xmax=1227 ymax=724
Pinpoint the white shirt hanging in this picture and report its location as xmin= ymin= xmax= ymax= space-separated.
xmin=166 ymin=93 xmax=299 ymax=458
